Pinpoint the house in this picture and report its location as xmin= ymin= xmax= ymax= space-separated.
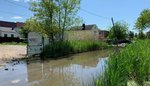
xmin=99 ymin=30 xmax=109 ymax=40
xmin=64 ymin=24 xmax=99 ymax=41
xmin=0 ymin=21 xmax=24 ymax=38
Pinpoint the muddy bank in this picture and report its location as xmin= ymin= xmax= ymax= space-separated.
xmin=0 ymin=45 xmax=27 ymax=63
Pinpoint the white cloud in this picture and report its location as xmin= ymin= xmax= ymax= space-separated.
xmin=11 ymin=16 xmax=23 ymax=19
xmin=0 ymin=17 xmax=3 ymax=19
xmin=13 ymin=0 xmax=20 ymax=1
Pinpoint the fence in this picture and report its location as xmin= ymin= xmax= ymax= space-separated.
xmin=0 ymin=37 xmax=20 ymax=43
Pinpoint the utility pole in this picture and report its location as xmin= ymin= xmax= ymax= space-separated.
xmin=111 ymin=17 xmax=118 ymax=47
xmin=111 ymin=17 xmax=115 ymax=27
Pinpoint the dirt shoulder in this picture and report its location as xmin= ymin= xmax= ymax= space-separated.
xmin=0 ymin=45 xmax=27 ymax=62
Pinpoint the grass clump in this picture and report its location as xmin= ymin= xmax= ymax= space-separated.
xmin=41 ymin=41 xmax=109 ymax=58
xmin=96 ymin=40 xmax=150 ymax=86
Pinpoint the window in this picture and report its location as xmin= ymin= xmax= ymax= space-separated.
xmin=11 ymin=34 xmax=14 ymax=38
xmin=4 ymin=34 xmax=7 ymax=37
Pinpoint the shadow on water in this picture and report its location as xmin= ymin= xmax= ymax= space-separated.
xmin=0 ymin=49 xmax=113 ymax=86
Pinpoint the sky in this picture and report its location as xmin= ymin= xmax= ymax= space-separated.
xmin=0 ymin=0 xmax=150 ymax=32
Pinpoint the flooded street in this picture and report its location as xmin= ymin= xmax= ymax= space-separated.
xmin=0 ymin=49 xmax=113 ymax=86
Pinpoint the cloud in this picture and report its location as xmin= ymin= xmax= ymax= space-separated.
xmin=11 ymin=16 xmax=23 ymax=19
xmin=0 ymin=17 xmax=3 ymax=19
xmin=13 ymin=0 xmax=20 ymax=1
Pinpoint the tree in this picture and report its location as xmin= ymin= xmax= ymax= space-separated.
xmin=138 ymin=31 xmax=145 ymax=39
xmin=19 ymin=27 xmax=28 ymax=38
xmin=146 ymin=31 xmax=150 ymax=39
xmin=22 ymin=18 xmax=46 ymax=36
xmin=135 ymin=33 xmax=138 ymax=38
xmin=135 ymin=9 xmax=150 ymax=39
xmin=20 ymin=18 xmax=41 ymax=38
xmin=128 ymin=31 xmax=134 ymax=39
xmin=108 ymin=21 xmax=128 ymax=40
xmin=29 ymin=0 xmax=82 ymax=42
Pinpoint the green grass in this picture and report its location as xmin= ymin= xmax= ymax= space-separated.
xmin=0 ymin=42 xmax=27 ymax=45
xmin=41 ymin=40 xmax=109 ymax=58
xmin=96 ymin=40 xmax=150 ymax=86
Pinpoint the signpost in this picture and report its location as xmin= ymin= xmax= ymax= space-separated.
xmin=27 ymin=32 xmax=43 ymax=56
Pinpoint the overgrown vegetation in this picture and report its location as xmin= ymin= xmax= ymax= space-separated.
xmin=96 ymin=40 xmax=150 ymax=86
xmin=135 ymin=9 xmax=150 ymax=39
xmin=108 ymin=21 xmax=128 ymax=40
xmin=41 ymin=41 xmax=109 ymax=58
xmin=128 ymin=31 xmax=134 ymax=39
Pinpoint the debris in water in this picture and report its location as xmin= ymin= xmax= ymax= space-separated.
xmin=12 ymin=68 xmax=14 ymax=71
xmin=4 ymin=68 xmax=8 ymax=71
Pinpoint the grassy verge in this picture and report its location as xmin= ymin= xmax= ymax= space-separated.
xmin=96 ymin=40 xmax=150 ymax=86
xmin=0 ymin=42 xmax=27 ymax=45
xmin=41 ymin=41 xmax=110 ymax=58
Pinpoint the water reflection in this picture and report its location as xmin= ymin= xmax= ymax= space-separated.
xmin=0 ymin=49 xmax=112 ymax=86
xmin=0 ymin=61 xmax=28 ymax=86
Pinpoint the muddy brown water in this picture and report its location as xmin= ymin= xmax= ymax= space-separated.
xmin=0 ymin=49 xmax=113 ymax=86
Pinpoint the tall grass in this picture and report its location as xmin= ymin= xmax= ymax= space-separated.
xmin=96 ymin=40 xmax=150 ymax=86
xmin=41 ymin=41 xmax=109 ymax=58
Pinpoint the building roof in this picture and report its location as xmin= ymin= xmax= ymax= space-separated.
xmin=0 ymin=21 xmax=24 ymax=28
xmin=0 ymin=21 xmax=16 ymax=28
xmin=16 ymin=22 xmax=24 ymax=28
xmin=70 ymin=24 xmax=98 ymax=30
xmin=0 ymin=29 xmax=17 ymax=33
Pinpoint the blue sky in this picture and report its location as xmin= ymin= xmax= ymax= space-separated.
xmin=0 ymin=0 xmax=149 ymax=31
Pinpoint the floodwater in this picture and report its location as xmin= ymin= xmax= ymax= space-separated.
xmin=0 ymin=49 xmax=113 ymax=86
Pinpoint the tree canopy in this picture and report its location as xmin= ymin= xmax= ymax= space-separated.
xmin=128 ymin=31 xmax=134 ymax=39
xmin=27 ymin=0 xmax=82 ymax=42
xmin=135 ymin=9 xmax=150 ymax=31
xmin=109 ymin=21 xmax=128 ymax=40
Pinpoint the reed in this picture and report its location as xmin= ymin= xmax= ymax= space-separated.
xmin=96 ymin=40 xmax=150 ymax=86
xmin=41 ymin=40 xmax=109 ymax=58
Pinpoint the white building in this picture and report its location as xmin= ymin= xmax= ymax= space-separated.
xmin=0 ymin=27 xmax=19 ymax=37
xmin=0 ymin=21 xmax=24 ymax=38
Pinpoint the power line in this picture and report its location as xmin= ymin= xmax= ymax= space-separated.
xmin=4 ymin=0 xmax=111 ymax=21
xmin=0 ymin=9 xmax=31 ymax=17
xmin=5 ymin=0 xmax=29 ymax=9
xmin=1 ymin=0 xmax=32 ymax=17
xmin=80 ymin=8 xmax=110 ymax=20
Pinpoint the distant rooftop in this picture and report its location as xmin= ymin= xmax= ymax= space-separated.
xmin=0 ymin=20 xmax=24 ymax=28
xmin=70 ymin=24 xmax=98 ymax=30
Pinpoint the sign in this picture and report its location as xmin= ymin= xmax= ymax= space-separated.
xmin=27 ymin=32 xmax=43 ymax=56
